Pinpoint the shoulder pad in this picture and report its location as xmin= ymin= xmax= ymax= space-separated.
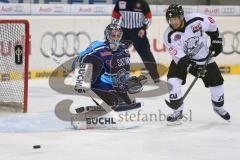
xmin=79 ymin=41 xmax=107 ymax=56
xmin=89 ymin=41 xmax=107 ymax=50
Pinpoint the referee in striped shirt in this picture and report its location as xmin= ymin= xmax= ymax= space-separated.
xmin=111 ymin=0 xmax=160 ymax=83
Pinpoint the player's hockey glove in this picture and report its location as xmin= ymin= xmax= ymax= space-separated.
xmin=189 ymin=65 xmax=207 ymax=78
xmin=177 ymin=55 xmax=196 ymax=72
xmin=178 ymin=55 xmax=207 ymax=78
xmin=127 ymin=75 xmax=147 ymax=94
xmin=209 ymin=37 xmax=223 ymax=57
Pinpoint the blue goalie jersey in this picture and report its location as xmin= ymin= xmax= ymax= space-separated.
xmin=72 ymin=41 xmax=130 ymax=92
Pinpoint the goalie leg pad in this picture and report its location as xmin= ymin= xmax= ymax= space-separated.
xmin=71 ymin=102 xmax=142 ymax=130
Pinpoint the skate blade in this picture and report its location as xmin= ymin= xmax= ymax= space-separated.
xmin=166 ymin=120 xmax=182 ymax=126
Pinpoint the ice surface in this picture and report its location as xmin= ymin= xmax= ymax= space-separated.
xmin=0 ymin=75 xmax=240 ymax=160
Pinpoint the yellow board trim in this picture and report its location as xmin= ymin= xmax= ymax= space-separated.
xmin=1 ymin=65 xmax=240 ymax=81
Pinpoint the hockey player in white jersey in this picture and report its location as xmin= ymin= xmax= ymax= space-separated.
xmin=163 ymin=4 xmax=230 ymax=123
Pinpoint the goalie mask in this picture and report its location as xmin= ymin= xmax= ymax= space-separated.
xmin=104 ymin=24 xmax=123 ymax=51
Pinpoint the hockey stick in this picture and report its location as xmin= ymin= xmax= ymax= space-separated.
xmin=165 ymin=53 xmax=214 ymax=109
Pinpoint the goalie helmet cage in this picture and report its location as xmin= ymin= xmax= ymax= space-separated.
xmin=0 ymin=20 xmax=29 ymax=113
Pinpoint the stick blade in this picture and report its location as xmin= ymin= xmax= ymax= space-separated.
xmin=165 ymin=99 xmax=183 ymax=109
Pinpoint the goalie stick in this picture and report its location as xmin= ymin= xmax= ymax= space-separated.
xmin=165 ymin=52 xmax=214 ymax=109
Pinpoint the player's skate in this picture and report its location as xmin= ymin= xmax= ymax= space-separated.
xmin=213 ymin=106 xmax=231 ymax=121
xmin=166 ymin=110 xmax=183 ymax=126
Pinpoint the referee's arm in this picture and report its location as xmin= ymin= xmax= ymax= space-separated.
xmin=111 ymin=1 xmax=121 ymax=24
xmin=142 ymin=2 xmax=152 ymax=30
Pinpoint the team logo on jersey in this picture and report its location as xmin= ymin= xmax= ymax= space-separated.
xmin=208 ymin=16 xmax=215 ymax=23
xmin=174 ymin=34 xmax=181 ymax=41
xmin=119 ymin=1 xmax=126 ymax=9
xmin=184 ymin=36 xmax=203 ymax=57
xmin=191 ymin=23 xmax=202 ymax=33
xmin=115 ymin=68 xmax=128 ymax=90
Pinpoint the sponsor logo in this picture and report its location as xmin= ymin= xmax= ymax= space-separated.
xmin=39 ymin=7 xmax=52 ymax=12
xmin=0 ymin=6 xmax=13 ymax=12
xmin=15 ymin=45 xmax=23 ymax=64
xmin=208 ymin=16 xmax=215 ymax=23
xmin=78 ymin=7 xmax=92 ymax=13
xmin=35 ymin=71 xmax=53 ymax=78
xmin=191 ymin=22 xmax=202 ymax=33
xmin=75 ymin=63 xmax=88 ymax=87
xmin=170 ymin=93 xmax=178 ymax=100
xmin=40 ymin=31 xmax=91 ymax=57
xmin=0 ymin=35 xmax=25 ymax=56
xmin=169 ymin=47 xmax=177 ymax=55
xmin=1 ymin=73 xmax=10 ymax=81
xmin=204 ymin=8 xmax=220 ymax=14
xmin=86 ymin=117 xmax=117 ymax=125
xmin=117 ymin=57 xmax=130 ymax=67
xmin=220 ymin=31 xmax=240 ymax=55
xmin=219 ymin=66 xmax=231 ymax=73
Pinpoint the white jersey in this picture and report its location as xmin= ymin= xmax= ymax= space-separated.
xmin=163 ymin=13 xmax=218 ymax=65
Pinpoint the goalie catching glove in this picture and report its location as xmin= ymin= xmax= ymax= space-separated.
xmin=127 ymin=75 xmax=147 ymax=94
